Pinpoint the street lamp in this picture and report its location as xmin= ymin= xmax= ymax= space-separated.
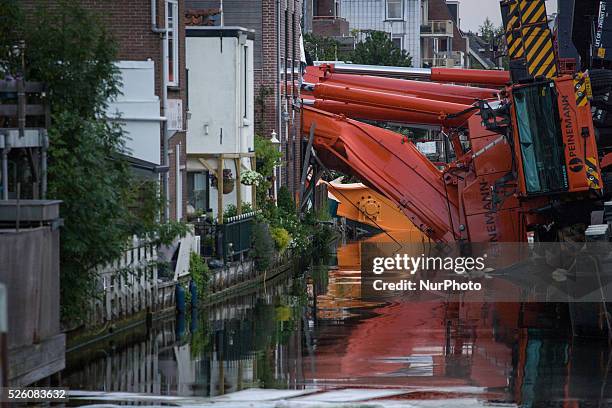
xmin=270 ymin=130 xmax=281 ymax=203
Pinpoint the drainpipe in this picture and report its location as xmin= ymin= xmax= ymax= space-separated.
xmin=1 ymin=133 xmax=9 ymax=200
xmin=152 ymin=0 xmax=171 ymax=220
xmin=276 ymin=0 xmax=282 ymax=197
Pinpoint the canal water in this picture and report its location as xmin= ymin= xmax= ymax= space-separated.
xmin=61 ymin=234 xmax=612 ymax=407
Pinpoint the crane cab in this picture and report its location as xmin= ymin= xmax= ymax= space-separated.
xmin=509 ymin=75 xmax=602 ymax=197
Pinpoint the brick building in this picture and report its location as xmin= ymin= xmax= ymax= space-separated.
xmin=307 ymin=0 xmax=350 ymax=38
xmin=421 ymin=0 xmax=468 ymax=68
xmin=186 ymin=0 xmax=305 ymax=197
xmin=20 ymin=0 xmax=189 ymax=221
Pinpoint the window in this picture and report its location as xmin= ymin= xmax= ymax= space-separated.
xmin=386 ymin=0 xmax=403 ymax=20
xmin=166 ymin=0 xmax=179 ymax=86
xmin=440 ymin=38 xmax=448 ymax=52
xmin=187 ymin=171 xmax=209 ymax=212
xmin=513 ymin=83 xmax=567 ymax=194
xmin=392 ymin=36 xmax=403 ymax=49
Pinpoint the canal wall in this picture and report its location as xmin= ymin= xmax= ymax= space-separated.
xmin=208 ymin=252 xmax=296 ymax=304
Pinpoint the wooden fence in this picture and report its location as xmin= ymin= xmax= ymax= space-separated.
xmin=89 ymin=236 xmax=174 ymax=327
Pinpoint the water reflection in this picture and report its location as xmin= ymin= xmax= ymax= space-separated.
xmin=62 ymin=234 xmax=612 ymax=407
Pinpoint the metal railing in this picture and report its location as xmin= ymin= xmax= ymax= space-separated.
xmin=422 ymin=51 xmax=464 ymax=68
xmin=420 ymin=20 xmax=454 ymax=36
xmin=220 ymin=211 xmax=257 ymax=261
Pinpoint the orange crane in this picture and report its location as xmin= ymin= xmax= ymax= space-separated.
xmin=299 ymin=0 xmax=603 ymax=243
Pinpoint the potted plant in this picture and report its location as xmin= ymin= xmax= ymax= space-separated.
xmin=211 ymin=169 xmax=235 ymax=194
xmin=241 ymin=169 xmax=263 ymax=186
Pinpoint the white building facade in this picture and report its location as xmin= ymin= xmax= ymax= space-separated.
xmin=106 ymin=60 xmax=164 ymax=174
xmin=341 ymin=0 xmax=422 ymax=67
xmin=185 ymin=27 xmax=256 ymax=221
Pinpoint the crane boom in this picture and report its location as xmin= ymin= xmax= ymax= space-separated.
xmin=302 ymin=105 xmax=460 ymax=242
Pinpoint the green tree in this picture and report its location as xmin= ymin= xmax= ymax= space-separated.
xmin=478 ymin=17 xmax=507 ymax=68
xmin=303 ymin=33 xmax=348 ymax=61
xmin=0 ymin=2 xmax=187 ymax=322
xmin=479 ymin=17 xmax=496 ymax=44
xmin=0 ymin=0 xmax=23 ymax=77
xmin=351 ymin=31 xmax=412 ymax=67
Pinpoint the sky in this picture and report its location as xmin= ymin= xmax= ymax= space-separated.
xmin=457 ymin=0 xmax=558 ymax=33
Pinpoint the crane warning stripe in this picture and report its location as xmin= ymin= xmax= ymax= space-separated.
xmin=521 ymin=22 xmax=557 ymax=78
xmin=503 ymin=2 xmax=524 ymax=60
xmin=574 ymin=75 xmax=588 ymax=107
xmin=519 ymin=0 xmax=547 ymax=25
xmin=586 ymin=157 xmax=601 ymax=189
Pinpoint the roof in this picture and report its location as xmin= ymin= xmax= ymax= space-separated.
xmin=186 ymin=26 xmax=256 ymax=40
xmin=467 ymin=33 xmax=497 ymax=69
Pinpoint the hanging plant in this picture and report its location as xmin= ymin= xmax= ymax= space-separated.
xmin=241 ymin=169 xmax=264 ymax=186
xmin=210 ymin=169 xmax=235 ymax=194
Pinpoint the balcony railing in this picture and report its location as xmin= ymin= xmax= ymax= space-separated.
xmin=420 ymin=20 xmax=454 ymax=36
xmin=422 ymin=51 xmax=464 ymax=68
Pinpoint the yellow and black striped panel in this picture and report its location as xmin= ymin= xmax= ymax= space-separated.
xmin=501 ymin=1 xmax=524 ymax=60
xmin=518 ymin=0 xmax=548 ymax=25
xmin=520 ymin=22 xmax=558 ymax=78
xmin=573 ymin=73 xmax=589 ymax=107
xmin=586 ymin=157 xmax=601 ymax=190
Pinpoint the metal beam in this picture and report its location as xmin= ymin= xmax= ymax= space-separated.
xmin=299 ymin=123 xmax=316 ymax=206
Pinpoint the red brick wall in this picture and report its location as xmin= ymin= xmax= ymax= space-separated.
xmin=315 ymin=0 xmax=335 ymax=16
xmin=20 ymin=0 xmax=188 ymax=220
xmin=258 ymin=0 xmax=303 ymax=197
xmin=312 ymin=17 xmax=349 ymax=37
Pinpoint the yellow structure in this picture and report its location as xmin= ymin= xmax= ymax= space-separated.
xmin=325 ymin=179 xmax=427 ymax=240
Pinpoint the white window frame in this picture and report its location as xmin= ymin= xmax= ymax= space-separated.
xmin=386 ymin=0 xmax=403 ymax=21
xmin=391 ymin=35 xmax=403 ymax=50
xmin=166 ymin=0 xmax=179 ymax=87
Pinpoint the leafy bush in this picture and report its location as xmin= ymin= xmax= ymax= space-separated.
xmin=270 ymin=227 xmax=291 ymax=253
xmin=254 ymin=135 xmax=282 ymax=178
xmin=277 ymin=186 xmax=294 ymax=213
xmin=189 ymin=252 xmax=210 ymax=302
xmin=251 ymin=222 xmax=275 ymax=271
xmin=223 ymin=202 xmax=254 ymax=219
xmin=254 ymin=135 xmax=282 ymax=208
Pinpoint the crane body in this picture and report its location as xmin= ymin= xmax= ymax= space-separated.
xmin=300 ymin=0 xmax=606 ymax=243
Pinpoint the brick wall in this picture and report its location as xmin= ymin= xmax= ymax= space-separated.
xmin=315 ymin=0 xmax=335 ymax=16
xmin=312 ymin=17 xmax=349 ymax=37
xmin=20 ymin=0 xmax=188 ymax=220
xmin=259 ymin=0 xmax=303 ymax=197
